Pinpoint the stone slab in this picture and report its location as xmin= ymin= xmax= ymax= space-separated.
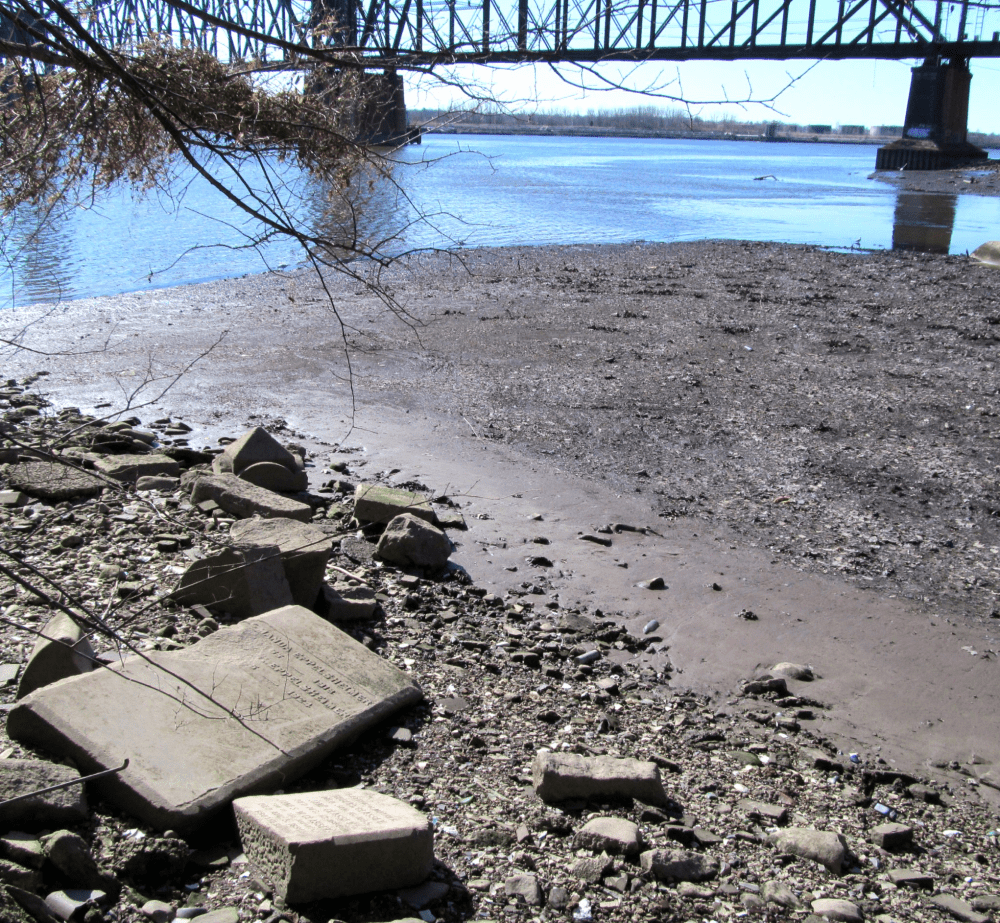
xmin=233 ymin=789 xmax=433 ymax=903
xmin=17 ymin=613 xmax=96 ymax=699
xmin=3 ymin=462 xmax=105 ymax=501
xmin=532 ymin=752 xmax=667 ymax=805
xmin=92 ymin=454 xmax=180 ymax=482
xmin=353 ymin=484 xmax=435 ymax=525
xmin=217 ymin=427 xmax=298 ymax=476
xmin=172 ymin=544 xmax=293 ymax=619
xmin=7 ymin=606 xmax=422 ymax=831
xmin=191 ymin=474 xmax=312 ymax=523
xmin=0 ymin=760 xmax=88 ymax=831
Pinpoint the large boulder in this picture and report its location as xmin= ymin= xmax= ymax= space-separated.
xmin=375 ymin=514 xmax=451 ymax=571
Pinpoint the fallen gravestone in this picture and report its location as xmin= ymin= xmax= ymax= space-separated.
xmin=17 ymin=613 xmax=96 ymax=699
xmin=4 ymin=462 xmax=105 ymax=501
xmin=233 ymin=789 xmax=433 ymax=902
xmin=191 ymin=474 xmax=312 ymax=522
xmin=532 ymin=753 xmax=668 ymax=805
xmin=172 ymin=544 xmax=293 ymax=619
xmin=91 ymin=454 xmax=180 ymax=482
xmin=8 ymin=606 xmax=422 ymax=830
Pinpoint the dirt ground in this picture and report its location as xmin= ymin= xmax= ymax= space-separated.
xmin=3 ymin=233 xmax=1000 ymax=791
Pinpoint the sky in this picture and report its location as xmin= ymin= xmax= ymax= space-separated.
xmin=404 ymin=57 xmax=1000 ymax=133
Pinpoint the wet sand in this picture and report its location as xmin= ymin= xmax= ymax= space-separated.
xmin=3 ymin=238 xmax=999 ymax=801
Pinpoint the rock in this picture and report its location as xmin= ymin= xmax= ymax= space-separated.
xmin=742 ymin=677 xmax=788 ymax=696
xmin=870 ymin=822 xmax=912 ymax=850
xmin=44 ymin=889 xmax=106 ymax=922
xmin=191 ymin=473 xmax=312 ymax=522
xmin=0 ymin=833 xmax=45 ymax=869
xmin=4 ymin=461 xmax=105 ymax=501
xmin=906 ymin=783 xmax=940 ymax=803
xmin=639 ymin=849 xmax=720 ymax=882
xmin=761 ymin=880 xmax=803 ymax=908
xmin=929 ymin=894 xmax=990 ymax=923
xmin=322 ymin=583 xmax=378 ymax=621
xmin=92 ymin=454 xmax=179 ymax=482
xmin=435 ymin=509 xmax=467 ymax=530
xmin=0 ymin=857 xmax=41 ymax=891
xmin=8 ymin=606 xmax=422 ymax=831
xmin=574 ymin=817 xmax=643 ymax=857
xmin=172 ymin=543 xmax=293 ymax=619
xmin=0 ymin=490 xmax=27 ymax=506
xmin=237 ymin=461 xmax=307 ymax=493
xmin=741 ymin=892 xmax=766 ymax=913
xmin=340 ymin=536 xmax=377 ymax=566
xmin=971 ymin=896 xmax=1000 ymax=912
xmin=140 ymin=899 xmax=175 ymax=922
xmin=568 ymin=854 xmax=613 ymax=883
xmin=230 ymin=517 xmax=332 ymax=609
xmin=767 ymin=828 xmax=848 ymax=874
xmin=811 ymin=898 xmax=863 ymax=922
xmin=887 ymin=869 xmax=933 ymax=889
xmin=42 ymin=831 xmax=117 ymax=893
xmin=532 ymin=752 xmax=668 ymax=806
xmin=3 ymin=886 xmax=54 ymax=923
xmin=739 ymin=800 xmax=789 ymax=826
xmin=214 ymin=428 xmax=299 ymax=477
xmin=638 ymin=577 xmax=666 ymax=590
xmin=771 ymin=662 xmax=814 ymax=681
xmin=188 ymin=910 xmax=238 ymax=923
xmin=16 ymin=613 xmax=96 ymax=699
xmin=398 ymin=880 xmax=449 ymax=909
xmin=353 ymin=484 xmax=436 ymax=525
xmin=579 ymin=533 xmax=612 ymax=547
xmin=233 ymin=789 xmax=433 ymax=902
xmin=548 ymin=886 xmax=570 ymax=909
xmin=0 ymin=761 xmax=88 ymax=830
xmin=504 ymin=874 xmax=543 ymax=906
xmin=114 ymin=836 xmax=189 ymax=883
xmin=375 ymin=513 xmax=451 ymax=571
xmin=136 ymin=475 xmax=180 ymax=491
xmin=802 ymin=748 xmax=845 ymax=773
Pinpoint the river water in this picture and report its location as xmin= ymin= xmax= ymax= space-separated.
xmin=1 ymin=135 xmax=997 ymax=307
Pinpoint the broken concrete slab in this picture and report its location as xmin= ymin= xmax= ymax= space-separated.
xmin=233 ymin=789 xmax=433 ymax=903
xmin=0 ymin=760 xmax=88 ymax=831
xmin=172 ymin=544 xmax=293 ymax=619
xmin=230 ymin=518 xmax=331 ymax=609
xmin=17 ymin=613 xmax=96 ymax=699
xmin=3 ymin=462 xmax=105 ymax=501
xmin=321 ymin=583 xmax=378 ymax=621
xmin=214 ymin=427 xmax=299 ymax=477
xmin=375 ymin=514 xmax=451 ymax=571
xmin=532 ymin=753 xmax=667 ymax=806
xmin=91 ymin=454 xmax=180 ymax=483
xmin=353 ymin=484 xmax=435 ymax=525
xmin=190 ymin=474 xmax=312 ymax=523
xmin=238 ymin=461 xmax=307 ymax=493
xmin=7 ymin=606 xmax=422 ymax=831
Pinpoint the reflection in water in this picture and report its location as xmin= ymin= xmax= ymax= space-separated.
xmin=0 ymin=202 xmax=77 ymax=306
xmin=892 ymin=191 xmax=958 ymax=254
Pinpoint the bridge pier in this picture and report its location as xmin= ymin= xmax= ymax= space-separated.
xmin=876 ymin=58 xmax=987 ymax=171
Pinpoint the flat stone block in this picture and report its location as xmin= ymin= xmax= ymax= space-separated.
xmin=17 ymin=613 xmax=96 ymax=699
xmin=191 ymin=474 xmax=312 ymax=523
xmin=0 ymin=761 xmax=88 ymax=831
xmin=353 ymin=484 xmax=435 ymax=525
xmin=322 ymin=583 xmax=378 ymax=621
xmin=233 ymin=789 xmax=433 ymax=903
xmin=172 ymin=543 xmax=293 ymax=619
xmin=871 ymin=821 xmax=912 ymax=850
xmin=4 ymin=462 xmax=105 ymax=501
xmin=532 ymin=752 xmax=667 ymax=806
xmin=92 ymin=454 xmax=180 ymax=482
xmin=8 ymin=606 xmax=422 ymax=831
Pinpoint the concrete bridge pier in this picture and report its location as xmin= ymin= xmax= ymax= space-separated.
xmin=876 ymin=57 xmax=986 ymax=170
xmin=305 ymin=67 xmax=419 ymax=146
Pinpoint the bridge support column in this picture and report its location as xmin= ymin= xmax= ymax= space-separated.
xmin=876 ymin=58 xmax=986 ymax=170
xmin=355 ymin=70 xmax=420 ymax=146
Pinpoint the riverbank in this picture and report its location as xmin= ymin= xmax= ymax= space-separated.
xmin=2 ymin=238 xmax=1000 ymax=801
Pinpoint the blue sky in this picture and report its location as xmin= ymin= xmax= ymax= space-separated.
xmin=405 ymin=57 xmax=1000 ymax=133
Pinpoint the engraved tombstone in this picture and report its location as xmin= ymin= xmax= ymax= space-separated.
xmin=234 ymin=789 xmax=433 ymax=902
xmin=7 ymin=606 xmax=422 ymax=830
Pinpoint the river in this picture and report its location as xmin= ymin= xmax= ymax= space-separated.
xmin=1 ymin=135 xmax=997 ymax=307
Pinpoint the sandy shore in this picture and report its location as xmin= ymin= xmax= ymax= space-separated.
xmin=2 ymin=238 xmax=999 ymax=800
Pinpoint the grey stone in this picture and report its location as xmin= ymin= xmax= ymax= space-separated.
xmin=971 ymin=895 xmax=1000 ymax=912
xmin=17 ymin=613 xmax=96 ymax=699
xmin=739 ymin=800 xmax=789 ymax=826
xmin=353 ymin=484 xmax=436 ymax=525
xmin=761 ymin=880 xmax=803 ymax=908
xmin=504 ymin=874 xmax=543 ymax=906
xmin=4 ymin=886 xmax=55 ymax=923
xmin=92 ymin=454 xmax=180 ymax=482
xmin=44 ymin=890 xmax=106 ymax=922
xmin=574 ymin=817 xmax=643 ymax=857
xmin=340 ymin=536 xmax=377 ymax=566
xmin=375 ymin=513 xmax=451 ymax=571
xmin=742 ymin=677 xmax=788 ymax=696
xmin=230 ymin=518 xmax=332 ymax=609
xmin=322 ymin=583 xmax=378 ymax=621
xmin=767 ymin=828 xmax=848 ymax=874
xmin=569 ymin=854 xmax=613 ymax=883
xmin=215 ymin=428 xmax=299 ymax=477
xmin=42 ymin=831 xmax=116 ymax=893
xmin=0 ymin=761 xmax=88 ymax=830
xmin=140 ymin=899 xmax=175 ymax=922
xmin=802 ymin=748 xmax=845 ymax=773
xmin=870 ymin=822 xmax=912 ymax=850
xmin=398 ymin=880 xmax=449 ymax=909
xmin=0 ymin=857 xmax=41 ymax=891
xmin=435 ymin=509 xmax=467 ymax=530
xmin=929 ymin=894 xmax=990 ymax=923
xmin=191 ymin=474 xmax=312 ymax=523
xmin=9 ymin=606 xmax=422 ymax=831
xmin=639 ymin=849 xmax=720 ymax=882
xmin=741 ymin=892 xmax=767 ymax=913
xmin=547 ymin=886 xmax=570 ymax=909
xmin=238 ymin=461 xmax=307 ymax=493
xmin=772 ymin=662 xmax=814 ymax=681
xmin=811 ymin=898 xmax=863 ymax=922
xmin=234 ymin=789 xmax=433 ymax=903
xmin=0 ymin=833 xmax=44 ymax=868
xmin=188 ymin=911 xmax=238 ymax=923
xmin=887 ymin=869 xmax=933 ymax=889
xmin=172 ymin=543 xmax=293 ymax=619
xmin=4 ymin=462 xmax=105 ymax=501
xmin=906 ymin=783 xmax=940 ymax=804
xmin=136 ymin=476 xmax=180 ymax=492
xmin=0 ymin=490 xmax=27 ymax=506
xmin=532 ymin=752 xmax=668 ymax=806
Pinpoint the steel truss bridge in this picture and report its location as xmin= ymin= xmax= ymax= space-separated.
xmin=32 ymin=0 xmax=1000 ymax=65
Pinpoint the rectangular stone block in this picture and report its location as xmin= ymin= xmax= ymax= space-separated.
xmin=233 ymin=789 xmax=433 ymax=903
xmin=353 ymin=484 xmax=435 ymax=525
xmin=92 ymin=454 xmax=180 ymax=482
xmin=8 ymin=607 xmax=422 ymax=831
xmin=191 ymin=474 xmax=312 ymax=523
xmin=532 ymin=752 xmax=667 ymax=806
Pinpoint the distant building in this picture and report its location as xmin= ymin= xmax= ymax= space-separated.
xmin=871 ymin=125 xmax=903 ymax=138
xmin=808 ymin=124 xmax=832 ymax=134
xmin=839 ymin=124 xmax=866 ymax=135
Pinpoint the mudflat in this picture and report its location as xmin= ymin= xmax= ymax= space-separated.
xmin=3 ymin=238 xmax=999 ymax=792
